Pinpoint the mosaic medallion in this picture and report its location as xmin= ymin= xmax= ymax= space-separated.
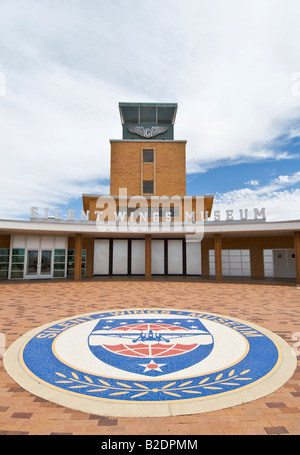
xmin=4 ymin=309 xmax=296 ymax=417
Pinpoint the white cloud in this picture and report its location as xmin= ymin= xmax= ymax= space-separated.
xmin=0 ymin=66 xmax=119 ymax=218
xmin=289 ymin=126 xmax=300 ymax=138
xmin=175 ymin=0 xmax=300 ymax=168
xmin=0 ymin=0 xmax=300 ymax=219
xmin=245 ymin=180 xmax=259 ymax=186
xmin=213 ymin=171 xmax=300 ymax=221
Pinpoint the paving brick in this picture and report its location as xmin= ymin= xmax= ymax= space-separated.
xmin=264 ymin=426 xmax=289 ymax=435
xmin=266 ymin=402 xmax=287 ymax=408
xmin=0 ymin=278 xmax=299 ymax=435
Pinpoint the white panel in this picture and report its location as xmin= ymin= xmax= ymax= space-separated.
xmin=222 ymin=257 xmax=229 ymax=265
xmin=230 ymin=269 xmax=242 ymax=276
xmin=288 ymin=250 xmax=296 ymax=278
xmin=273 ymin=250 xmax=287 ymax=278
xmin=225 ymin=249 xmax=250 ymax=277
xmin=274 ymin=249 xmax=296 ymax=278
xmin=186 ymin=242 xmax=201 ymax=275
xmin=264 ymin=250 xmax=273 ymax=257
xmin=230 ymin=257 xmax=242 ymax=264
xmin=94 ymin=240 xmax=110 ymax=275
xmin=242 ymin=268 xmax=251 ymax=277
xmin=54 ymin=236 xmax=67 ymax=249
xmin=230 ymin=264 xmax=242 ymax=274
xmin=230 ymin=250 xmax=241 ymax=256
xmin=12 ymin=235 xmax=26 ymax=248
xmin=264 ymin=256 xmax=273 ymax=263
xmin=131 ymin=240 xmax=145 ymax=275
xmin=263 ymin=250 xmax=274 ymax=278
xmin=242 ymin=250 xmax=250 ymax=257
xmin=151 ymin=240 xmax=165 ymax=274
xmin=168 ymin=240 xmax=183 ymax=274
xmin=264 ymin=270 xmax=274 ymax=277
xmin=27 ymin=236 xmax=40 ymax=249
xmin=242 ymin=256 xmax=250 ymax=263
xmin=113 ymin=240 xmax=128 ymax=274
xmin=41 ymin=236 xmax=54 ymax=249
xmin=210 ymin=249 xmax=251 ymax=278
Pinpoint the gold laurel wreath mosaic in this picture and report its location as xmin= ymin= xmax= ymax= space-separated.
xmin=55 ymin=369 xmax=252 ymax=399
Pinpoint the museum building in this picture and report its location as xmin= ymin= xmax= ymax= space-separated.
xmin=0 ymin=102 xmax=299 ymax=286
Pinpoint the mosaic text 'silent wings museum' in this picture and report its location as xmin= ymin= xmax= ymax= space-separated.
xmin=0 ymin=102 xmax=300 ymax=286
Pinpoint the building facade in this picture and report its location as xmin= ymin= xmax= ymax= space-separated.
xmin=0 ymin=102 xmax=300 ymax=286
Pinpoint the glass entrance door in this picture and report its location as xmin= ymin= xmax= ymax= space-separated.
xmin=26 ymin=250 xmax=53 ymax=278
xmin=27 ymin=250 xmax=38 ymax=276
xmin=40 ymin=250 xmax=52 ymax=276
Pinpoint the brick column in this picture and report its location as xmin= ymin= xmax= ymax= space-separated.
xmin=214 ymin=234 xmax=222 ymax=281
xmin=294 ymin=231 xmax=300 ymax=287
xmin=145 ymin=235 xmax=152 ymax=280
xmin=74 ymin=234 xmax=82 ymax=281
xmin=201 ymin=238 xmax=210 ymax=277
xmin=250 ymin=246 xmax=264 ymax=279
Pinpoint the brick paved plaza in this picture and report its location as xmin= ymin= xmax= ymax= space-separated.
xmin=0 ymin=278 xmax=300 ymax=435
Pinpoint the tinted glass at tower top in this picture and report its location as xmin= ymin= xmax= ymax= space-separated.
xmin=157 ymin=107 xmax=176 ymax=124
xmin=120 ymin=105 xmax=176 ymax=124
xmin=140 ymin=107 xmax=156 ymax=124
xmin=121 ymin=106 xmax=139 ymax=124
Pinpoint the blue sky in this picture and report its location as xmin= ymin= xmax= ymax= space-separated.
xmin=0 ymin=0 xmax=300 ymax=222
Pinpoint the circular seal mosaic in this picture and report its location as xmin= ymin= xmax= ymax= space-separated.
xmin=4 ymin=309 xmax=296 ymax=417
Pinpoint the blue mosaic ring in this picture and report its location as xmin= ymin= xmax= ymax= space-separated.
xmin=4 ymin=309 xmax=297 ymax=417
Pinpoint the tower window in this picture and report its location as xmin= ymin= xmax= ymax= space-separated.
xmin=143 ymin=149 xmax=154 ymax=163
xmin=140 ymin=106 xmax=156 ymax=124
xmin=143 ymin=181 xmax=154 ymax=194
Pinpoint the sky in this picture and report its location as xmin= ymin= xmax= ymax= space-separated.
xmin=0 ymin=0 xmax=300 ymax=222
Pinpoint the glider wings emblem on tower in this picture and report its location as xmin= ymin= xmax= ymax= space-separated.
xmin=128 ymin=126 xmax=168 ymax=138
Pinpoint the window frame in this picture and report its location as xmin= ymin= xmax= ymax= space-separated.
xmin=142 ymin=180 xmax=154 ymax=195
xmin=141 ymin=147 xmax=156 ymax=195
xmin=143 ymin=149 xmax=154 ymax=163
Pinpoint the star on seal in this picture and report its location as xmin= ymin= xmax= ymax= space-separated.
xmin=139 ymin=360 xmax=166 ymax=373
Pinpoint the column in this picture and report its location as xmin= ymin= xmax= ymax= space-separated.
xmin=201 ymin=238 xmax=210 ymax=277
xmin=294 ymin=231 xmax=300 ymax=287
xmin=250 ymin=245 xmax=264 ymax=279
xmin=74 ymin=234 xmax=82 ymax=281
xmin=214 ymin=234 xmax=222 ymax=281
xmin=145 ymin=235 xmax=152 ymax=280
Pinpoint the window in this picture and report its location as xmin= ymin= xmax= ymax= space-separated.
xmin=53 ymin=249 xmax=66 ymax=278
xmin=143 ymin=149 xmax=154 ymax=163
xmin=67 ymin=249 xmax=86 ymax=277
xmin=140 ymin=106 xmax=156 ymax=124
xmin=120 ymin=106 xmax=139 ymax=124
xmin=143 ymin=181 xmax=154 ymax=194
xmin=10 ymin=248 xmax=25 ymax=279
xmin=0 ymin=249 xmax=9 ymax=279
xmin=157 ymin=106 xmax=175 ymax=124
